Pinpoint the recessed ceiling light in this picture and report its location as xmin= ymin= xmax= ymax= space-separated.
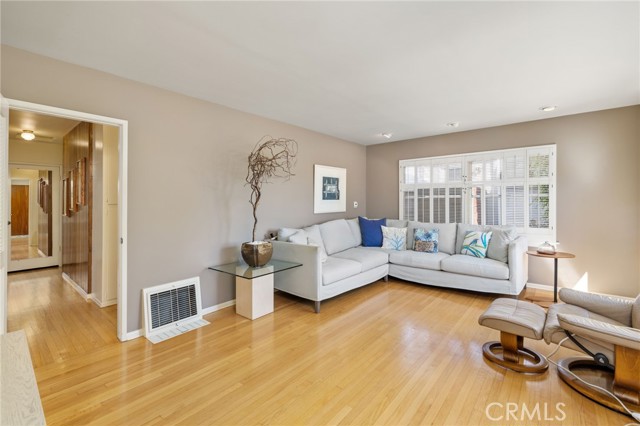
xmin=19 ymin=130 xmax=36 ymax=141
xmin=381 ymin=132 xmax=392 ymax=139
xmin=539 ymin=106 xmax=557 ymax=112
xmin=446 ymin=122 xmax=460 ymax=128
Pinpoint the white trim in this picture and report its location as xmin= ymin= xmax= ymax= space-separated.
xmin=125 ymin=329 xmax=144 ymax=340
xmin=89 ymin=295 xmax=117 ymax=308
xmin=62 ymin=273 xmax=90 ymax=301
xmin=526 ymin=282 xmax=553 ymax=291
xmin=201 ymin=299 xmax=236 ymax=316
xmin=0 ymin=95 xmax=9 ymax=335
xmin=3 ymin=99 xmax=129 ymax=342
xmin=124 ymin=299 xmax=236 ymax=342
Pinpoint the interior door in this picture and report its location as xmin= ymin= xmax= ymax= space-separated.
xmin=10 ymin=184 xmax=29 ymax=236
xmin=8 ymin=164 xmax=61 ymax=272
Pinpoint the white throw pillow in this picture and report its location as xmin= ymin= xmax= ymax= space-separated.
xmin=381 ymin=226 xmax=407 ymax=251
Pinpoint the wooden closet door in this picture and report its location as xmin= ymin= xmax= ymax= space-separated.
xmin=10 ymin=184 xmax=29 ymax=236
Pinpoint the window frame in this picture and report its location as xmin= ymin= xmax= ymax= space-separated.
xmin=399 ymin=145 xmax=556 ymax=246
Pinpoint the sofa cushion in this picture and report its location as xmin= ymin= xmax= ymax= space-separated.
xmin=441 ymin=254 xmax=509 ymax=280
xmin=346 ymin=218 xmax=362 ymax=246
xmin=277 ymin=227 xmax=302 ymax=241
xmin=456 ymin=224 xmax=483 ymax=254
xmin=381 ymin=226 xmax=407 ymax=250
xmin=486 ymin=227 xmax=518 ymax=263
xmin=332 ymin=247 xmax=389 ymax=272
xmin=359 ymin=216 xmax=386 ymax=247
xmin=461 ymin=231 xmax=492 ymax=258
xmin=389 ymin=250 xmax=449 ymax=271
xmin=320 ymin=219 xmax=358 ymax=255
xmin=289 ymin=229 xmax=328 ymax=263
xmin=455 ymin=224 xmax=517 ymax=261
xmin=302 ymin=225 xmax=328 ymax=261
xmin=387 ymin=219 xmax=408 ymax=228
xmin=322 ymin=257 xmax=362 ymax=285
xmin=413 ymin=228 xmax=438 ymax=253
xmin=408 ymin=222 xmax=456 ymax=254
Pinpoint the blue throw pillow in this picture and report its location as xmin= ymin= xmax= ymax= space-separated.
xmin=358 ymin=216 xmax=387 ymax=247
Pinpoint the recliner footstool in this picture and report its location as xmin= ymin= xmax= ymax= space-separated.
xmin=479 ymin=298 xmax=549 ymax=373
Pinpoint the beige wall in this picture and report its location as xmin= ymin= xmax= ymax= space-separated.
xmin=1 ymin=46 xmax=367 ymax=333
xmin=367 ymin=106 xmax=640 ymax=297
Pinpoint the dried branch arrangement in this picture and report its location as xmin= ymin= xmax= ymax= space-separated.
xmin=246 ymin=136 xmax=298 ymax=241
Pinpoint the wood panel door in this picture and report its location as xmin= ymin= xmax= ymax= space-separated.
xmin=10 ymin=185 xmax=29 ymax=236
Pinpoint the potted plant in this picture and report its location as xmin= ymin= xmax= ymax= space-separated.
xmin=242 ymin=136 xmax=298 ymax=267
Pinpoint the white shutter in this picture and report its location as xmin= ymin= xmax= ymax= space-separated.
xmin=399 ymin=145 xmax=555 ymax=244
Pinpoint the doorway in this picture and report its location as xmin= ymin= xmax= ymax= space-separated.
xmin=9 ymin=164 xmax=61 ymax=271
xmin=1 ymin=98 xmax=129 ymax=341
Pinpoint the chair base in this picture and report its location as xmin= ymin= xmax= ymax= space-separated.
xmin=558 ymin=357 xmax=640 ymax=416
xmin=482 ymin=340 xmax=548 ymax=374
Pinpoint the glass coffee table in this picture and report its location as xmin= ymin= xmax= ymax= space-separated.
xmin=209 ymin=260 xmax=302 ymax=320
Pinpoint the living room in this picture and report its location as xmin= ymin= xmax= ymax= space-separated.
xmin=1 ymin=2 xmax=639 ymax=425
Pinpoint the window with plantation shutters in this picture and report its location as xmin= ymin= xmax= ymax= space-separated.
xmin=399 ymin=145 xmax=556 ymax=245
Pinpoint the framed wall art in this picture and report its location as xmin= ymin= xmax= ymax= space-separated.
xmin=314 ymin=164 xmax=346 ymax=214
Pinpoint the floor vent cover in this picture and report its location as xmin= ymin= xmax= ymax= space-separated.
xmin=143 ymin=277 xmax=209 ymax=344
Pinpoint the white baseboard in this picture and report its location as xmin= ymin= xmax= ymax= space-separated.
xmin=123 ymin=299 xmax=237 ymax=342
xmin=202 ymin=299 xmax=236 ymax=316
xmin=62 ymin=273 xmax=90 ymax=301
xmin=89 ymin=296 xmax=117 ymax=308
xmin=527 ymin=282 xmax=553 ymax=291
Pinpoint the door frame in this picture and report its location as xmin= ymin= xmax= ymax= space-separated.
xmin=8 ymin=163 xmax=62 ymax=271
xmin=1 ymin=98 xmax=129 ymax=342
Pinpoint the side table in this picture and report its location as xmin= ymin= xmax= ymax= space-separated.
xmin=209 ymin=259 xmax=302 ymax=320
xmin=526 ymin=250 xmax=575 ymax=304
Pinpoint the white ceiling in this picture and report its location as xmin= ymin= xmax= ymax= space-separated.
xmin=1 ymin=1 xmax=638 ymax=145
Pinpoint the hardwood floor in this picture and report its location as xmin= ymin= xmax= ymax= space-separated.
xmin=7 ymin=269 xmax=630 ymax=425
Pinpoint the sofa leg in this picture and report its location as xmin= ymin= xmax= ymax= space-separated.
xmin=314 ymin=301 xmax=321 ymax=313
xmin=384 ymin=275 xmax=389 ymax=282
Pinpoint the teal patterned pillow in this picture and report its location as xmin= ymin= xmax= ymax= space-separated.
xmin=461 ymin=231 xmax=493 ymax=258
xmin=381 ymin=226 xmax=407 ymax=250
xmin=413 ymin=228 xmax=439 ymax=253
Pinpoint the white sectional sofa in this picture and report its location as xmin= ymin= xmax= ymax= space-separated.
xmin=272 ymin=218 xmax=528 ymax=312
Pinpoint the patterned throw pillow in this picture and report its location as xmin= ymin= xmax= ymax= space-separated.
xmin=461 ymin=231 xmax=493 ymax=258
xmin=413 ymin=228 xmax=439 ymax=253
xmin=381 ymin=226 xmax=407 ymax=251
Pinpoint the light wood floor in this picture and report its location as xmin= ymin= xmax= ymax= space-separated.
xmin=10 ymin=236 xmax=45 ymax=260
xmin=8 ymin=268 xmax=630 ymax=425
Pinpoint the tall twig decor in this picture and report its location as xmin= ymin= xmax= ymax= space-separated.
xmin=246 ymin=136 xmax=298 ymax=241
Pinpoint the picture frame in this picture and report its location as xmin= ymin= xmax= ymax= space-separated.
xmin=62 ymin=178 xmax=68 ymax=216
xmin=68 ymin=170 xmax=75 ymax=216
xmin=314 ymin=164 xmax=347 ymax=214
xmin=77 ymin=157 xmax=86 ymax=207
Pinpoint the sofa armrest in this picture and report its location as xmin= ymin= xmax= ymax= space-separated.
xmin=271 ymin=240 xmax=322 ymax=302
xmin=559 ymin=288 xmax=634 ymax=326
xmin=507 ymin=236 xmax=528 ymax=294
xmin=557 ymin=313 xmax=640 ymax=351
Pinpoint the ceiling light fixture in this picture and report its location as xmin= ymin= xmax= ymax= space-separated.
xmin=446 ymin=122 xmax=460 ymax=128
xmin=539 ymin=106 xmax=557 ymax=112
xmin=19 ymin=130 xmax=36 ymax=141
xmin=381 ymin=132 xmax=392 ymax=139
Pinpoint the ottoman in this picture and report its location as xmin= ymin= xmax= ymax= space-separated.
xmin=478 ymin=298 xmax=549 ymax=373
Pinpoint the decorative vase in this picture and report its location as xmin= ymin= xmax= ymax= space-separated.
xmin=241 ymin=241 xmax=273 ymax=267
xmin=536 ymin=241 xmax=557 ymax=255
